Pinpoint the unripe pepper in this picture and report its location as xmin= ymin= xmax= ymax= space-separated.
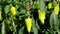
xmin=25 ymin=17 xmax=32 ymax=33
xmin=54 ymin=3 xmax=59 ymax=15
xmin=48 ymin=2 xmax=52 ymax=9
xmin=38 ymin=10 xmax=45 ymax=25
xmin=10 ymin=6 xmax=16 ymax=16
xmin=0 ymin=10 xmax=2 ymax=21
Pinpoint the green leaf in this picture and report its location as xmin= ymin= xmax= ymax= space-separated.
xmin=33 ymin=26 xmax=38 ymax=34
xmin=4 ymin=5 xmax=10 ymax=14
xmin=58 ymin=31 xmax=60 ymax=34
xmin=20 ymin=9 xmax=26 ymax=14
xmin=39 ymin=0 xmax=46 ymax=11
xmin=45 ymin=31 xmax=49 ymax=34
xmin=30 ymin=0 xmax=33 ymax=8
xmin=35 ymin=1 xmax=40 ymax=9
xmin=0 ymin=5 xmax=2 ymax=10
xmin=1 ymin=21 xmax=6 ymax=34
xmin=12 ymin=18 xmax=16 ymax=34
xmin=45 ymin=0 xmax=51 ymax=1
xmin=16 ymin=9 xmax=26 ymax=16
xmin=0 ymin=0 xmax=2 ymax=4
xmin=7 ymin=0 xmax=12 ymax=3
xmin=35 ymin=20 xmax=40 ymax=30
xmin=32 ymin=17 xmax=38 ymax=34
xmin=50 ymin=12 xmax=59 ymax=31
xmin=2 ymin=0 xmax=5 ymax=2
xmin=19 ymin=26 xmax=24 ymax=34
xmin=15 ymin=5 xmax=20 ymax=10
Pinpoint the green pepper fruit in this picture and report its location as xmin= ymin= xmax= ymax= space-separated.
xmin=25 ymin=17 xmax=32 ymax=33
xmin=38 ymin=10 xmax=45 ymax=25
xmin=48 ymin=2 xmax=52 ymax=9
xmin=54 ymin=3 xmax=59 ymax=15
xmin=10 ymin=6 xmax=16 ymax=16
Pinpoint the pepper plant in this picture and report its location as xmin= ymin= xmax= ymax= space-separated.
xmin=0 ymin=0 xmax=60 ymax=34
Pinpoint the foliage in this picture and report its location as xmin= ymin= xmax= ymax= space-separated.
xmin=0 ymin=0 xmax=60 ymax=34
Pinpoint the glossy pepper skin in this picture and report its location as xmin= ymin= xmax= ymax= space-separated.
xmin=0 ymin=10 xmax=2 ymax=21
xmin=38 ymin=10 xmax=45 ymax=25
xmin=25 ymin=17 xmax=32 ymax=33
xmin=10 ymin=6 xmax=16 ymax=16
xmin=54 ymin=3 xmax=59 ymax=15
xmin=48 ymin=2 xmax=52 ymax=9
